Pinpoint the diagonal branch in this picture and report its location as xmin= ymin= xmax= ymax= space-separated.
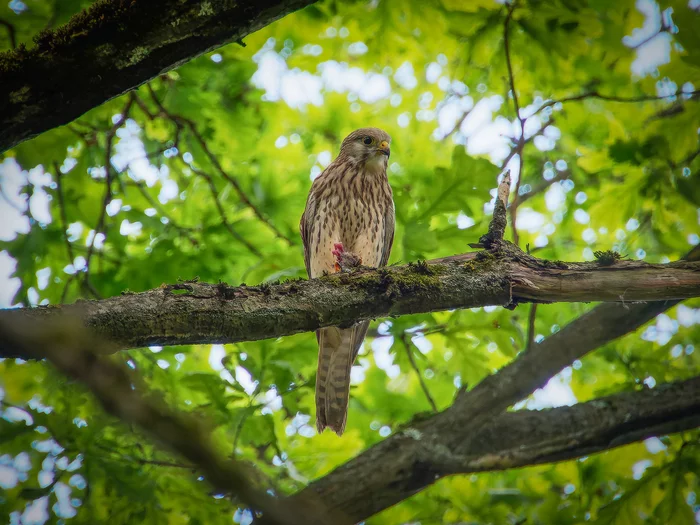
xmin=0 ymin=317 xmax=343 ymax=525
xmin=0 ymin=0 xmax=317 ymax=153
xmin=293 ymin=375 xmax=700 ymax=522
xmin=503 ymin=2 xmax=526 ymax=247
xmin=188 ymin=162 xmax=263 ymax=256
xmin=147 ymin=85 xmax=293 ymax=246
xmin=400 ymin=334 xmax=438 ymax=413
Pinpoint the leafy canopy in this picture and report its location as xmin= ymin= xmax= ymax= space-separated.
xmin=0 ymin=0 xmax=699 ymax=524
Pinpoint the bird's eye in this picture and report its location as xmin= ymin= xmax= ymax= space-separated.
xmin=363 ymin=136 xmax=372 ymax=145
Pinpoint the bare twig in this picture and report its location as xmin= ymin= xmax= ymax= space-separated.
xmin=670 ymin=147 xmax=700 ymax=170
xmin=84 ymin=97 xmax=135 ymax=293
xmin=498 ymin=118 xmax=552 ymax=175
xmin=503 ymin=1 xmax=525 ymax=247
xmin=629 ymin=23 xmax=670 ymax=50
xmin=53 ymin=161 xmax=79 ymax=303
xmin=512 ymin=170 xmax=570 ymax=207
xmin=401 ymin=334 xmax=438 ymax=412
xmin=59 ymin=275 xmax=77 ymax=305
xmin=187 ymin=162 xmax=263 ymax=257
xmin=146 ymin=84 xmax=292 ymax=246
xmin=532 ymin=89 xmax=700 ymax=116
xmin=130 ymin=92 xmax=156 ymax=120
xmin=126 ymin=180 xmax=200 ymax=247
xmin=53 ymin=161 xmax=76 ymax=264
xmin=440 ymin=107 xmax=473 ymax=141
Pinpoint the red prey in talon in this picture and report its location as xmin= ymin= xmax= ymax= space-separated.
xmin=332 ymin=242 xmax=362 ymax=272
xmin=331 ymin=242 xmax=345 ymax=259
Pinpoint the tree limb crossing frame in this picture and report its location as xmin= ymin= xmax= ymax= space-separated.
xmin=1 ymin=175 xmax=699 ymax=522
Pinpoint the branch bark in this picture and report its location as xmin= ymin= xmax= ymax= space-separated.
xmin=294 ymin=376 xmax=700 ymax=522
xmin=0 ymin=0 xmax=316 ymax=153
xmin=0 ymin=316 xmax=343 ymax=525
xmin=1 ymin=253 xmax=699 ymax=358
xmin=286 ymin=245 xmax=700 ymax=521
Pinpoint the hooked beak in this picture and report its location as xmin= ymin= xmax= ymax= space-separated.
xmin=378 ymin=140 xmax=390 ymax=158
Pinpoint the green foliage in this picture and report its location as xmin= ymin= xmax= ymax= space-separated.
xmin=1 ymin=0 xmax=700 ymax=524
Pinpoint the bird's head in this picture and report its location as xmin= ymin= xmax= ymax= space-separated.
xmin=339 ymin=127 xmax=391 ymax=171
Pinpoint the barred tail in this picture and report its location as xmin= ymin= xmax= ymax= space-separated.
xmin=315 ymin=326 xmax=355 ymax=435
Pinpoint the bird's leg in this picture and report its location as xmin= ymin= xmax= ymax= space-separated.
xmin=332 ymin=243 xmax=362 ymax=272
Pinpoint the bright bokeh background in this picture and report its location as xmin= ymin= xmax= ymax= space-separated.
xmin=1 ymin=0 xmax=699 ymax=523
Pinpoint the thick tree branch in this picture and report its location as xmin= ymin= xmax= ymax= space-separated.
xmin=0 ymin=317 xmax=342 ymax=525
xmin=1 ymin=253 xmax=698 ymax=358
xmin=287 ymin=246 xmax=700 ymax=521
xmin=293 ymin=376 xmax=700 ymax=523
xmin=0 ymin=0 xmax=316 ymax=153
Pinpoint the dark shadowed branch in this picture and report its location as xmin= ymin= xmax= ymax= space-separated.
xmin=0 ymin=317 xmax=344 ymax=525
xmin=0 ymin=0 xmax=317 ymax=153
xmin=292 ymin=376 xmax=700 ymax=521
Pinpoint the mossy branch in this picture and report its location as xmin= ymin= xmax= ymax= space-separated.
xmin=0 ymin=0 xmax=316 ymax=153
xmin=1 ymin=253 xmax=699 ymax=358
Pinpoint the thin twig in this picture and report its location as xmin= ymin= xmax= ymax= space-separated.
xmin=146 ymin=84 xmax=293 ymax=246
xmin=630 ymin=23 xmax=669 ymax=50
xmin=512 ymin=170 xmax=570 ymax=207
xmin=59 ymin=275 xmax=77 ymax=305
xmin=0 ymin=18 xmax=16 ymax=49
xmin=503 ymin=1 xmax=525 ymax=247
xmin=401 ymin=334 xmax=438 ymax=412
xmin=669 ymin=147 xmax=700 ymax=170
xmin=440 ymin=107 xmax=473 ymax=141
xmin=130 ymin=92 xmax=156 ymax=120
xmin=70 ymin=245 xmax=122 ymax=265
xmin=532 ymin=89 xmax=700 ymax=117
xmin=84 ymin=97 xmax=135 ymax=293
xmin=0 ymin=182 xmax=24 ymax=212
xmin=54 ymin=161 xmax=79 ymax=303
xmin=53 ymin=162 xmax=75 ymax=264
xmin=126 ymin=180 xmax=200 ymax=247
xmin=187 ymin=162 xmax=263 ymax=257
xmin=498 ymin=118 xmax=552 ymax=174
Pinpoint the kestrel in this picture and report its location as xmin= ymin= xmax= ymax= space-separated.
xmin=300 ymin=128 xmax=395 ymax=435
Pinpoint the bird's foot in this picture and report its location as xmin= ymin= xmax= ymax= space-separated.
xmin=332 ymin=243 xmax=362 ymax=272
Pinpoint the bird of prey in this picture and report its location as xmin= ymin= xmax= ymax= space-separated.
xmin=300 ymin=127 xmax=395 ymax=435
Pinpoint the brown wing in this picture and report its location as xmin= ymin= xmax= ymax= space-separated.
xmin=379 ymin=199 xmax=395 ymax=267
xmin=299 ymin=188 xmax=317 ymax=277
